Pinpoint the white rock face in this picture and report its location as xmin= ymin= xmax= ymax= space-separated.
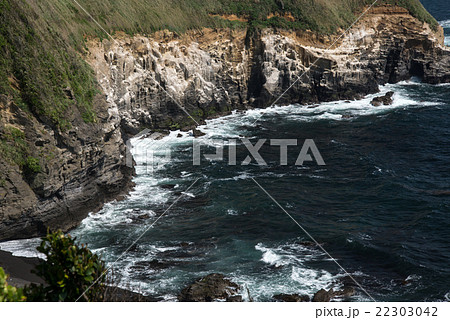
xmin=86 ymin=29 xmax=251 ymax=132
xmin=85 ymin=8 xmax=450 ymax=133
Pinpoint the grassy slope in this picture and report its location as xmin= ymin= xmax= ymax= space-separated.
xmin=0 ymin=0 xmax=438 ymax=134
xmin=0 ymin=0 xmax=98 ymax=129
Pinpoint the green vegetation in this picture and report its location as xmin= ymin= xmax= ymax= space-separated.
xmin=0 ymin=126 xmax=28 ymax=166
xmin=23 ymin=156 xmax=41 ymax=175
xmin=24 ymin=230 xmax=107 ymax=302
xmin=0 ymin=0 xmax=438 ymax=133
xmin=0 ymin=267 xmax=26 ymax=302
xmin=23 ymin=0 xmax=437 ymax=36
xmin=0 ymin=125 xmax=41 ymax=177
xmin=0 ymin=0 xmax=98 ymax=128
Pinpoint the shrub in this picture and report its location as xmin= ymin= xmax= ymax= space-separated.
xmin=0 ymin=267 xmax=26 ymax=302
xmin=23 ymin=156 xmax=41 ymax=175
xmin=25 ymin=230 xmax=107 ymax=302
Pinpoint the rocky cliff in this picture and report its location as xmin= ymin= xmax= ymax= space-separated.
xmin=0 ymin=93 xmax=134 ymax=241
xmin=86 ymin=6 xmax=450 ymax=136
xmin=1 ymin=5 xmax=450 ymax=241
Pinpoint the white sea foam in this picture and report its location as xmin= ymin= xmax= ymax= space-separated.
xmin=445 ymin=292 xmax=450 ymax=301
xmin=440 ymin=19 xmax=450 ymax=46
xmin=221 ymin=242 xmax=345 ymax=301
xmin=256 ymin=242 xmax=323 ymax=267
xmin=250 ymin=241 xmax=372 ymax=301
xmin=440 ymin=19 xmax=450 ymax=28
xmin=291 ymin=266 xmax=335 ymax=292
xmin=260 ymin=248 xmax=286 ymax=267
xmin=197 ymin=82 xmax=441 ymax=132
xmin=226 ymin=209 xmax=239 ymax=216
xmin=0 ymin=238 xmax=44 ymax=259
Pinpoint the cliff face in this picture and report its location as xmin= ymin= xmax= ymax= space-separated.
xmin=85 ymin=6 xmax=450 ymax=137
xmin=1 ymin=5 xmax=449 ymax=241
xmin=0 ymin=93 xmax=134 ymax=241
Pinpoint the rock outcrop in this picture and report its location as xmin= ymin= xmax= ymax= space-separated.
xmin=178 ymin=273 xmax=241 ymax=302
xmin=371 ymin=91 xmax=395 ymax=106
xmin=312 ymin=288 xmax=336 ymax=302
xmin=312 ymin=285 xmax=356 ymax=302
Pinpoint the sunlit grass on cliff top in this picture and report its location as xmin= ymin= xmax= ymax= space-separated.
xmin=27 ymin=0 xmax=437 ymax=41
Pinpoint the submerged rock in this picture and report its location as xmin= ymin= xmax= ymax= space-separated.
xmin=312 ymin=283 xmax=356 ymax=302
xmin=159 ymin=184 xmax=177 ymax=189
xmin=178 ymin=273 xmax=240 ymax=302
xmin=192 ymin=128 xmax=206 ymax=137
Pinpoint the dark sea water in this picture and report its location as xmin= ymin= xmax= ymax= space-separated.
xmin=1 ymin=1 xmax=449 ymax=302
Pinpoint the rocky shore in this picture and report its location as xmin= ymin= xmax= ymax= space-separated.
xmin=0 ymin=252 xmax=353 ymax=302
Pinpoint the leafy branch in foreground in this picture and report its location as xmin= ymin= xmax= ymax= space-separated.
xmin=0 ymin=267 xmax=26 ymax=302
xmin=24 ymin=230 xmax=106 ymax=302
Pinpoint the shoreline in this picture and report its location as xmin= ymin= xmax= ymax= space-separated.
xmin=0 ymin=249 xmax=44 ymax=288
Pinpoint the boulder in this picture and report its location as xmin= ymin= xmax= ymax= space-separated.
xmin=312 ymin=285 xmax=356 ymax=302
xmin=178 ymin=273 xmax=241 ymax=302
xmin=312 ymin=289 xmax=335 ymax=302
xmin=273 ymin=293 xmax=310 ymax=302
xmin=128 ymin=259 xmax=172 ymax=272
xmin=192 ymin=128 xmax=206 ymax=137
xmin=370 ymin=91 xmax=394 ymax=106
